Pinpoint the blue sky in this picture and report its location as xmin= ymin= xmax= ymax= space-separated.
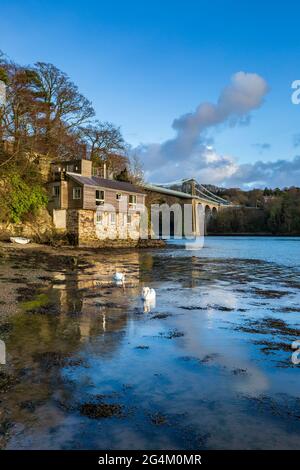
xmin=2 ymin=0 xmax=300 ymax=187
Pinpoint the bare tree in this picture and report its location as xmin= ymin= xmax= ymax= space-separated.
xmin=0 ymin=59 xmax=45 ymax=164
xmin=33 ymin=62 xmax=95 ymax=157
xmin=81 ymin=121 xmax=125 ymax=157
xmin=129 ymin=153 xmax=144 ymax=184
xmin=80 ymin=120 xmax=128 ymax=175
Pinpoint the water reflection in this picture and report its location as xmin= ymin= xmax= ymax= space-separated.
xmin=0 ymin=239 xmax=300 ymax=449
xmin=143 ymin=298 xmax=156 ymax=313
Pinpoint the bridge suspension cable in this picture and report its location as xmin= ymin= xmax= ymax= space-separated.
xmin=152 ymin=178 xmax=231 ymax=206
xmin=194 ymin=187 xmax=225 ymax=205
xmin=196 ymin=184 xmax=230 ymax=205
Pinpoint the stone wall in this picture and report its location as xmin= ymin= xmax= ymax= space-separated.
xmin=66 ymin=209 xmax=143 ymax=247
xmin=94 ymin=212 xmax=141 ymax=241
xmin=66 ymin=209 xmax=80 ymax=244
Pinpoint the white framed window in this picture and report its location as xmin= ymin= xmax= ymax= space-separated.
xmin=73 ymin=187 xmax=82 ymax=200
xmin=53 ymin=185 xmax=60 ymax=198
xmin=96 ymin=212 xmax=104 ymax=224
xmin=129 ymin=195 xmax=137 ymax=208
xmin=96 ymin=190 xmax=105 ymax=206
xmin=116 ymin=193 xmax=122 ymax=200
xmin=109 ymin=212 xmax=116 ymax=225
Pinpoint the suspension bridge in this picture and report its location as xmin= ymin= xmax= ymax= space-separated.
xmin=143 ymin=178 xmax=231 ymax=237
xmin=144 ymin=178 xmax=231 ymax=211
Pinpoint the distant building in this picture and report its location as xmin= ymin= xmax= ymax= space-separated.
xmin=47 ymin=159 xmax=146 ymax=246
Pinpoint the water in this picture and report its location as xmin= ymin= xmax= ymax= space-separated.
xmin=0 ymin=237 xmax=300 ymax=449
xmin=168 ymin=236 xmax=300 ymax=268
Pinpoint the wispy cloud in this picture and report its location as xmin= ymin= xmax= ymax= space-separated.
xmin=135 ymin=72 xmax=300 ymax=188
xmin=136 ymin=72 xmax=270 ymax=186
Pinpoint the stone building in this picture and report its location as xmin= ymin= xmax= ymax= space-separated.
xmin=47 ymin=159 xmax=146 ymax=246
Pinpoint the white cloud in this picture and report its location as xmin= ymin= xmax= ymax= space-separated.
xmin=135 ymin=71 xmax=300 ymax=189
xmin=136 ymin=71 xmax=270 ymax=186
xmin=225 ymin=155 xmax=300 ymax=188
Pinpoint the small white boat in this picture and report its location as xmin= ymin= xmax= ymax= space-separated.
xmin=10 ymin=237 xmax=31 ymax=245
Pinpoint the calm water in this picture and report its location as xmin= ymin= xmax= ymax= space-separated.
xmin=0 ymin=237 xmax=300 ymax=449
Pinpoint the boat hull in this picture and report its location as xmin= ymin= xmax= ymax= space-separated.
xmin=10 ymin=237 xmax=31 ymax=245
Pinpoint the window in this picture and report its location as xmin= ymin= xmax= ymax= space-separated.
xmin=127 ymin=214 xmax=132 ymax=225
xmin=109 ymin=212 xmax=116 ymax=225
xmin=96 ymin=190 xmax=105 ymax=206
xmin=129 ymin=195 xmax=137 ymax=208
xmin=73 ymin=187 xmax=82 ymax=200
xmin=96 ymin=212 xmax=104 ymax=224
xmin=67 ymin=164 xmax=74 ymax=172
xmin=53 ymin=185 xmax=60 ymax=198
xmin=116 ymin=193 xmax=122 ymax=200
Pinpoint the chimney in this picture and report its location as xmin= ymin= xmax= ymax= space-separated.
xmin=81 ymin=159 xmax=92 ymax=177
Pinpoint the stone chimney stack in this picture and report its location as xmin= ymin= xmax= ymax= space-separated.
xmin=81 ymin=159 xmax=92 ymax=177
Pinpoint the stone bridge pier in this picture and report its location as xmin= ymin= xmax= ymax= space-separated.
xmin=193 ymin=201 xmax=219 ymax=236
xmin=144 ymin=182 xmax=223 ymax=239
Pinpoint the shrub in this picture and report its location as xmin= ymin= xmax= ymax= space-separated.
xmin=6 ymin=174 xmax=48 ymax=223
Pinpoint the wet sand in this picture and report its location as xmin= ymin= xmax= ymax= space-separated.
xmin=0 ymin=238 xmax=300 ymax=449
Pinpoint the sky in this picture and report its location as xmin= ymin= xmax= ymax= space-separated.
xmin=1 ymin=0 xmax=300 ymax=188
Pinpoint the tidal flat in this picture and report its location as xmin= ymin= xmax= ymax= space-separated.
xmin=0 ymin=237 xmax=300 ymax=449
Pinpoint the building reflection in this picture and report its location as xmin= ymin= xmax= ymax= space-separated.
xmin=0 ymin=251 xmax=144 ymax=448
xmin=50 ymin=250 xmax=142 ymax=341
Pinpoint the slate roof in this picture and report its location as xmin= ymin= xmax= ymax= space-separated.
xmin=67 ymin=173 xmax=145 ymax=194
xmin=143 ymin=183 xmax=193 ymax=199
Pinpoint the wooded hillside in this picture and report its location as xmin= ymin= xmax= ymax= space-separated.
xmin=208 ymin=187 xmax=300 ymax=235
xmin=0 ymin=51 xmax=142 ymax=224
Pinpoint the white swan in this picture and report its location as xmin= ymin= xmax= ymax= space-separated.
xmin=113 ymin=272 xmax=125 ymax=282
xmin=141 ymin=287 xmax=156 ymax=302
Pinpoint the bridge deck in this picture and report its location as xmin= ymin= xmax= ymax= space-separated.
xmin=143 ymin=183 xmax=222 ymax=208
